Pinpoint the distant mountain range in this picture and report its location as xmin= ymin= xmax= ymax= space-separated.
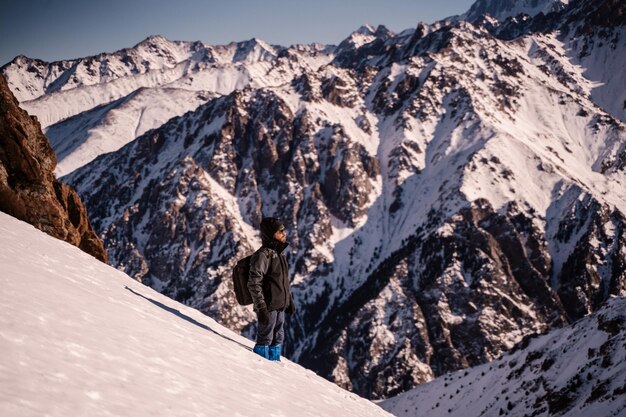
xmin=2 ymin=0 xmax=625 ymax=401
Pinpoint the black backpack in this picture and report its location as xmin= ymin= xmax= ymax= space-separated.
xmin=232 ymin=255 xmax=254 ymax=305
xmin=232 ymin=248 xmax=277 ymax=305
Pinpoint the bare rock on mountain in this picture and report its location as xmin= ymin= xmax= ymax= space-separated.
xmin=0 ymin=74 xmax=107 ymax=263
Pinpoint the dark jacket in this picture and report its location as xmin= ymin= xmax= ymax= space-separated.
xmin=247 ymin=238 xmax=293 ymax=312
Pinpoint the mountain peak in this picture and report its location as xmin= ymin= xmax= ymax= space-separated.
xmin=464 ymin=0 xmax=569 ymax=22
xmin=9 ymin=54 xmax=34 ymax=64
xmin=351 ymin=24 xmax=393 ymax=39
xmin=355 ymin=24 xmax=377 ymax=35
xmin=131 ymin=34 xmax=179 ymax=51
xmin=137 ymin=34 xmax=171 ymax=45
xmin=374 ymin=24 xmax=394 ymax=38
xmin=232 ymin=38 xmax=278 ymax=63
xmin=335 ymin=23 xmax=394 ymax=55
xmin=240 ymin=37 xmax=272 ymax=48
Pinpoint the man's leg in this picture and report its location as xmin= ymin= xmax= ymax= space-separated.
xmin=269 ymin=310 xmax=285 ymax=361
xmin=254 ymin=310 xmax=278 ymax=359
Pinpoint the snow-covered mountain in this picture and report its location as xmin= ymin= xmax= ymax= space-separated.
xmin=0 ymin=212 xmax=392 ymax=417
xmin=464 ymin=0 xmax=569 ymax=22
xmin=1 ymin=35 xmax=332 ymax=175
xmin=2 ymin=0 xmax=625 ymax=401
xmin=380 ymin=295 xmax=626 ymax=417
xmin=474 ymin=0 xmax=626 ymax=124
xmin=44 ymin=87 xmax=213 ymax=176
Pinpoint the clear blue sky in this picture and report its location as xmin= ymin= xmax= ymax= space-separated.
xmin=1 ymin=0 xmax=475 ymax=66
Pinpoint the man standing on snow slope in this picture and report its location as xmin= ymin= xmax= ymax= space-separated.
xmin=248 ymin=217 xmax=296 ymax=361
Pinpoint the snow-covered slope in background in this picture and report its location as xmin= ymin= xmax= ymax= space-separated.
xmin=0 ymin=212 xmax=391 ymax=417
xmin=45 ymin=87 xmax=214 ymax=176
xmin=381 ymin=296 xmax=626 ymax=417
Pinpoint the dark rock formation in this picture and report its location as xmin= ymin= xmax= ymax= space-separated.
xmin=0 ymin=74 xmax=107 ymax=263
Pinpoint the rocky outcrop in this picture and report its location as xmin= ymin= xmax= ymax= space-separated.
xmin=380 ymin=296 xmax=626 ymax=417
xmin=0 ymin=74 xmax=107 ymax=263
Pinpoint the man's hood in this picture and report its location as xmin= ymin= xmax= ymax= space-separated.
xmin=259 ymin=217 xmax=288 ymax=253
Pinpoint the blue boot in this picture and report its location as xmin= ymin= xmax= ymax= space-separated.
xmin=253 ymin=344 xmax=269 ymax=359
xmin=269 ymin=344 xmax=281 ymax=361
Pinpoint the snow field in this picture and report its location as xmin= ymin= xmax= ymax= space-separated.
xmin=0 ymin=212 xmax=391 ymax=417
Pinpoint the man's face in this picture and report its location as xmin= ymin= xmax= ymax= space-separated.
xmin=273 ymin=227 xmax=287 ymax=243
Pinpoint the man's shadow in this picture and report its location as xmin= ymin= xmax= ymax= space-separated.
xmin=124 ymin=286 xmax=252 ymax=352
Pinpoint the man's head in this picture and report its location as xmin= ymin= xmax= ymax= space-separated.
xmin=260 ymin=217 xmax=287 ymax=243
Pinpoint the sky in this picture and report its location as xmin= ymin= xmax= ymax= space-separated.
xmin=0 ymin=0 xmax=475 ymax=66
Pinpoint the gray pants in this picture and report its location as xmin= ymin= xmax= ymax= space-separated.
xmin=256 ymin=310 xmax=285 ymax=346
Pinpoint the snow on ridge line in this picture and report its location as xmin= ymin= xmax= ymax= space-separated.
xmin=0 ymin=212 xmax=391 ymax=417
xmin=2 ymin=34 xmax=332 ymax=105
xmin=48 ymin=87 xmax=210 ymax=177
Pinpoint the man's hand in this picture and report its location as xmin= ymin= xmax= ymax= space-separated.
xmin=258 ymin=307 xmax=270 ymax=326
xmin=285 ymin=301 xmax=296 ymax=316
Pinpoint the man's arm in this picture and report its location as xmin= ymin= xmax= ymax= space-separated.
xmin=248 ymin=250 xmax=269 ymax=311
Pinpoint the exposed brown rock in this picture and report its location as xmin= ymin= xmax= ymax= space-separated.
xmin=0 ymin=74 xmax=107 ymax=263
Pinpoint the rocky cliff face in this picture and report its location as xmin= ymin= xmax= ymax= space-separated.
xmin=381 ymin=295 xmax=626 ymax=417
xmin=0 ymin=75 xmax=107 ymax=263
xmin=3 ymin=0 xmax=625 ymax=401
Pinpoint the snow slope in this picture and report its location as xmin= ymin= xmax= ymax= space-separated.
xmin=0 ymin=212 xmax=391 ymax=417
xmin=381 ymin=296 xmax=626 ymax=417
xmin=45 ymin=87 xmax=213 ymax=177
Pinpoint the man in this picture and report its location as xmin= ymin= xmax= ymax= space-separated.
xmin=247 ymin=217 xmax=296 ymax=361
